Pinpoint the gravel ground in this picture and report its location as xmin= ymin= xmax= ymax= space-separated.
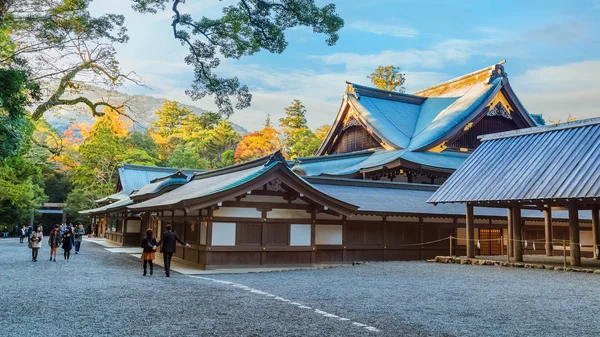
xmin=1 ymin=238 xmax=599 ymax=337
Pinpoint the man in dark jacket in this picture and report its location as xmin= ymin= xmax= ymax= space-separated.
xmin=156 ymin=224 xmax=189 ymax=277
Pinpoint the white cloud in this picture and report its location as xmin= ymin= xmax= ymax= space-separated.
xmin=350 ymin=21 xmax=418 ymax=38
xmin=512 ymin=60 xmax=600 ymax=122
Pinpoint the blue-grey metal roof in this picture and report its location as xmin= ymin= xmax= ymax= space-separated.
xmin=293 ymin=149 xmax=468 ymax=177
xmin=79 ymin=195 xmax=133 ymax=215
xmin=308 ymin=177 xmax=590 ymax=219
xmin=117 ymin=163 xmax=198 ymax=195
xmin=428 ymin=118 xmax=600 ymax=204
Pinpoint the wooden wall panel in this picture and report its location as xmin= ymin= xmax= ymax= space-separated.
xmin=172 ymin=220 xmax=185 ymax=259
xmin=384 ymin=223 xmax=420 ymax=245
xmin=236 ymin=223 xmax=262 ymax=246
xmin=210 ymin=252 xmax=261 ymax=265
xmin=264 ymin=252 xmax=311 ymax=265
xmin=383 ymin=249 xmax=422 ymax=261
xmin=345 ymin=249 xmax=384 ymax=262
xmin=345 ymin=223 xmax=383 ymax=245
xmin=330 ymin=126 xmax=383 ymax=154
xmin=184 ymin=249 xmax=198 ymax=264
xmin=315 ymin=250 xmax=343 ymax=263
xmin=264 ymin=223 xmax=290 ymax=246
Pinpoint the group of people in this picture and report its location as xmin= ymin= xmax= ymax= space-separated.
xmin=27 ymin=223 xmax=86 ymax=262
xmin=140 ymin=224 xmax=189 ymax=277
xmin=19 ymin=225 xmax=34 ymax=243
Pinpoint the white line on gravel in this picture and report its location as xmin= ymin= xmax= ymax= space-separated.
xmin=189 ymin=275 xmax=381 ymax=333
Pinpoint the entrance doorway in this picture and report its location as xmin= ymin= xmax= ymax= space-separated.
xmin=479 ymin=229 xmax=502 ymax=255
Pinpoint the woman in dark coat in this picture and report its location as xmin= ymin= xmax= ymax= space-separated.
xmin=48 ymin=225 xmax=61 ymax=262
xmin=61 ymin=227 xmax=74 ymax=261
xmin=140 ymin=229 xmax=157 ymax=276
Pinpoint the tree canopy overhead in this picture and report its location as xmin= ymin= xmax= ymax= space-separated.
xmin=368 ymin=65 xmax=406 ymax=92
xmin=132 ymin=0 xmax=344 ymax=117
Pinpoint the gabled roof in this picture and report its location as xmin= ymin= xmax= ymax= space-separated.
xmin=317 ymin=61 xmax=539 ymax=155
xmin=116 ymin=163 xmax=198 ymax=195
xmin=128 ymin=152 xmax=359 ymax=215
xmin=293 ymin=149 xmax=468 ymax=177
xmin=130 ymin=171 xmax=190 ymax=200
xmin=428 ymin=118 xmax=600 ymax=204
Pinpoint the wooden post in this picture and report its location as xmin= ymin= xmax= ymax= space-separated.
xmin=544 ymin=205 xmax=553 ymax=256
xmin=568 ymin=203 xmax=581 ymax=267
xmin=507 ymin=208 xmax=513 ymax=258
xmin=563 ymin=240 xmax=567 ymax=269
xmin=466 ymin=204 xmax=475 ymax=258
xmin=592 ymin=204 xmax=599 ymax=260
xmin=500 ymin=236 xmax=504 ymax=256
xmin=512 ymin=205 xmax=523 ymax=262
xmin=449 ymin=235 xmax=454 ymax=256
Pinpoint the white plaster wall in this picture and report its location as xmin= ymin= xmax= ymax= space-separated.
xmin=213 ymin=207 xmax=262 ymax=218
xmin=244 ymin=195 xmax=287 ymax=203
xmin=163 ymin=211 xmax=172 ymax=217
xmin=580 ymin=230 xmax=593 ymax=246
xmin=200 ymin=221 xmax=207 ymax=245
xmin=126 ymin=220 xmax=141 ymax=233
xmin=290 ymin=224 xmax=311 ymax=246
xmin=174 ymin=210 xmax=186 ymax=216
xmin=316 ymin=212 xmax=341 ymax=220
xmin=268 ymin=209 xmax=310 ymax=219
xmin=315 ymin=225 xmax=343 ymax=245
xmin=212 ymin=222 xmax=236 ymax=246
xmin=347 ymin=214 xmax=382 ymax=222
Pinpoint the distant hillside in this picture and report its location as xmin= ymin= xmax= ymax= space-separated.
xmin=42 ymin=85 xmax=249 ymax=134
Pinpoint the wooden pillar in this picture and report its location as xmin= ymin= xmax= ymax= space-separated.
xmin=507 ymin=209 xmax=513 ymax=258
xmin=544 ymin=205 xmax=553 ymax=256
xmin=568 ymin=203 xmax=581 ymax=266
xmin=512 ymin=205 xmax=523 ymax=262
xmin=592 ymin=204 xmax=600 ymax=260
xmin=466 ymin=204 xmax=475 ymax=258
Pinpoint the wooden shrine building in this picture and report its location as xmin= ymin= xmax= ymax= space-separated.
xmin=79 ymin=62 xmax=595 ymax=269
xmin=429 ymin=118 xmax=600 ymax=266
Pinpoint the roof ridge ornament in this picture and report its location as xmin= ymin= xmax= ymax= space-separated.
xmin=487 ymin=64 xmax=508 ymax=84
xmin=265 ymin=150 xmax=287 ymax=167
xmin=346 ymin=82 xmax=359 ymax=99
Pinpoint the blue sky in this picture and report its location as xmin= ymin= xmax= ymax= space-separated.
xmin=90 ymin=0 xmax=600 ymax=131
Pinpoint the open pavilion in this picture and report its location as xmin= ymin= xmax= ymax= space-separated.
xmin=428 ymin=118 xmax=600 ymax=266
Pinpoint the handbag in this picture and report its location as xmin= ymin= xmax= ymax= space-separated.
xmin=28 ymin=240 xmax=33 ymax=248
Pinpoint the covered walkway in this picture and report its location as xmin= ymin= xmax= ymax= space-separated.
xmin=429 ymin=118 xmax=600 ymax=266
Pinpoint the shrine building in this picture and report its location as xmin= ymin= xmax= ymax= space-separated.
xmin=81 ymin=62 xmax=595 ymax=269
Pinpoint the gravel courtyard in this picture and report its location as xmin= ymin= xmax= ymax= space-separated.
xmin=1 ymin=238 xmax=598 ymax=337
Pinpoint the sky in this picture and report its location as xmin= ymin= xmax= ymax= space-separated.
xmin=89 ymin=0 xmax=600 ymax=131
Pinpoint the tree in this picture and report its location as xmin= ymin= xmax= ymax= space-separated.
xmin=368 ymin=66 xmax=406 ymax=92
xmin=288 ymin=128 xmax=321 ymax=159
xmin=315 ymin=124 xmax=331 ymax=141
xmin=200 ymin=120 xmax=241 ymax=167
xmin=3 ymin=0 xmax=134 ymax=121
xmin=167 ymin=144 xmax=210 ymax=170
xmin=279 ymin=99 xmax=308 ymax=154
xmin=132 ymin=0 xmax=344 ymax=117
xmin=235 ymin=116 xmax=281 ymax=162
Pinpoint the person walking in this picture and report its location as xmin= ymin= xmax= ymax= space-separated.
xmin=59 ymin=223 xmax=66 ymax=238
xmin=27 ymin=225 xmax=33 ymax=242
xmin=48 ymin=225 xmax=61 ymax=262
xmin=62 ymin=227 xmax=74 ymax=261
xmin=19 ymin=226 xmax=26 ymax=243
xmin=141 ymin=229 xmax=157 ymax=276
xmin=73 ymin=223 xmax=85 ymax=254
xmin=156 ymin=224 xmax=189 ymax=277
xmin=30 ymin=226 xmax=43 ymax=262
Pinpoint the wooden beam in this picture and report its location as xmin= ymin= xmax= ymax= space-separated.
xmin=593 ymin=204 xmax=600 ymax=260
xmin=568 ymin=203 xmax=581 ymax=267
xmin=466 ymin=204 xmax=475 ymax=258
xmin=544 ymin=205 xmax=553 ymax=256
xmin=507 ymin=208 xmax=513 ymax=259
xmin=512 ymin=205 xmax=523 ymax=262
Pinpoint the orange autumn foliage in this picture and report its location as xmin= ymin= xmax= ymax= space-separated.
xmin=234 ymin=124 xmax=282 ymax=162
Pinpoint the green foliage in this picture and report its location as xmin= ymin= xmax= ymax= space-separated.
xmin=167 ymin=144 xmax=210 ymax=170
xmin=0 ymin=155 xmax=47 ymax=226
xmin=279 ymin=99 xmax=311 ymax=156
xmin=0 ymin=69 xmax=41 ymax=160
xmin=368 ymin=65 xmax=406 ymax=92
xmin=288 ymin=128 xmax=321 ymax=159
xmin=132 ymin=0 xmax=344 ymax=116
